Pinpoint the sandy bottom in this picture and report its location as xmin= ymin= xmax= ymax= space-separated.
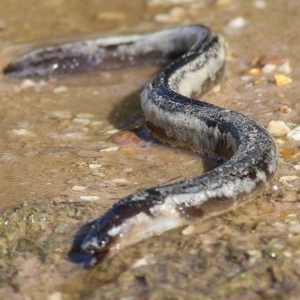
xmin=0 ymin=0 xmax=300 ymax=299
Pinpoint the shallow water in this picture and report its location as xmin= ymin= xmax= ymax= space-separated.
xmin=0 ymin=0 xmax=300 ymax=299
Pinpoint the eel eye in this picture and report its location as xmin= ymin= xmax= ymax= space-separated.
xmin=99 ymin=234 xmax=111 ymax=248
xmin=81 ymin=233 xmax=111 ymax=254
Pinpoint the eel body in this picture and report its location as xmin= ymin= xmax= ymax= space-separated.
xmin=3 ymin=25 xmax=278 ymax=265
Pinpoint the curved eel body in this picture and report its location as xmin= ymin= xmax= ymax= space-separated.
xmin=3 ymin=25 xmax=277 ymax=265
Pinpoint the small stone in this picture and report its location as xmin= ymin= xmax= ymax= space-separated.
xmin=111 ymin=178 xmax=130 ymax=185
xmin=72 ymin=118 xmax=91 ymax=125
xmin=253 ymin=0 xmax=267 ymax=9
xmin=289 ymin=223 xmax=300 ymax=234
xmin=279 ymin=105 xmax=292 ymax=114
xmin=271 ymin=242 xmax=285 ymax=250
xmin=80 ymin=195 xmax=100 ymax=201
xmin=242 ymin=67 xmax=261 ymax=76
xmin=287 ymin=125 xmax=300 ymax=141
xmin=279 ymin=176 xmax=299 ymax=184
xmin=20 ymin=79 xmax=37 ymax=89
xmin=226 ymin=16 xmax=247 ymax=29
xmin=246 ymin=249 xmax=262 ymax=265
xmin=47 ymin=291 xmax=62 ymax=300
xmin=267 ymin=120 xmax=290 ymax=137
xmin=106 ymin=128 xmax=119 ymax=135
xmin=91 ymin=171 xmax=106 ymax=177
xmin=132 ymin=258 xmax=148 ymax=268
xmin=182 ymin=225 xmax=195 ymax=235
xmin=293 ymin=164 xmax=300 ymax=171
xmin=111 ymin=130 xmax=144 ymax=146
xmin=275 ymin=139 xmax=285 ymax=145
xmin=280 ymin=147 xmax=299 ymax=159
xmin=72 ymin=185 xmax=87 ymax=191
xmin=261 ymin=64 xmax=276 ymax=74
xmin=277 ymin=61 xmax=291 ymax=74
xmin=274 ymin=73 xmax=292 ymax=86
xmin=89 ymin=163 xmax=102 ymax=169
xmin=52 ymin=194 xmax=69 ymax=202
xmin=10 ymin=128 xmax=36 ymax=138
xmin=100 ymin=146 xmax=119 ymax=152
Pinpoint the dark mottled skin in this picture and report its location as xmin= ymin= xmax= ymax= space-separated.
xmin=3 ymin=25 xmax=278 ymax=266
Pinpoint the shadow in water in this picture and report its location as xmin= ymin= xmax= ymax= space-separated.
xmin=107 ymin=87 xmax=151 ymax=140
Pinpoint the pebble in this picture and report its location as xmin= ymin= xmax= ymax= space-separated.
xmin=277 ymin=62 xmax=291 ymax=74
xmin=293 ymin=164 xmax=300 ymax=171
xmin=132 ymin=254 xmax=155 ymax=268
xmin=267 ymin=120 xmax=290 ymax=137
xmin=279 ymin=105 xmax=292 ymax=114
xmin=273 ymin=221 xmax=287 ymax=230
xmin=271 ymin=242 xmax=285 ymax=250
xmin=0 ymin=152 xmax=15 ymax=162
xmin=100 ymin=146 xmax=119 ymax=152
xmin=72 ymin=185 xmax=87 ymax=191
xmin=225 ymin=16 xmax=247 ymax=30
xmin=47 ymin=291 xmax=62 ymax=300
xmin=253 ymin=0 xmax=267 ymax=9
xmin=289 ymin=223 xmax=300 ymax=234
xmin=274 ymin=73 xmax=292 ymax=86
xmin=20 ymin=79 xmax=36 ymax=89
xmin=279 ymin=176 xmax=299 ymax=184
xmin=242 ymin=67 xmax=261 ymax=76
xmin=52 ymin=194 xmax=69 ymax=202
xmin=132 ymin=257 xmax=149 ymax=268
xmin=246 ymin=249 xmax=262 ymax=266
xmin=80 ymin=195 xmax=100 ymax=201
xmin=111 ymin=178 xmax=130 ymax=185
xmin=91 ymin=171 xmax=106 ymax=177
xmin=283 ymin=250 xmax=293 ymax=258
xmin=106 ymin=128 xmax=119 ymax=135
xmin=280 ymin=147 xmax=299 ymax=159
xmin=89 ymin=163 xmax=102 ymax=169
xmin=287 ymin=125 xmax=300 ymax=141
xmin=182 ymin=225 xmax=195 ymax=235
xmin=10 ymin=128 xmax=36 ymax=138
xmin=261 ymin=64 xmax=277 ymax=74
xmin=111 ymin=131 xmax=144 ymax=146
xmin=72 ymin=118 xmax=91 ymax=126
xmin=19 ymin=79 xmax=48 ymax=91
